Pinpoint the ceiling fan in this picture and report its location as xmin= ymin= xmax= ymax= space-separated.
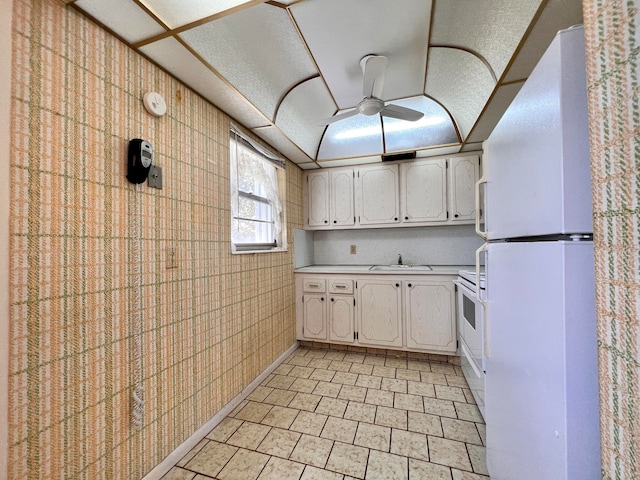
xmin=319 ymin=55 xmax=424 ymax=126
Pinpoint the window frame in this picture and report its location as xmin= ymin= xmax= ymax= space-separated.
xmin=230 ymin=126 xmax=287 ymax=254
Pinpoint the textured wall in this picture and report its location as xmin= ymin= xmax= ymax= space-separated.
xmin=583 ymin=1 xmax=640 ymax=478
xmin=8 ymin=0 xmax=302 ymax=478
xmin=312 ymin=225 xmax=483 ymax=266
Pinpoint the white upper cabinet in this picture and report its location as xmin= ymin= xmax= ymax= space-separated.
xmin=401 ymin=158 xmax=448 ymax=223
xmin=306 ymin=169 xmax=354 ymax=227
xmin=303 ymin=152 xmax=481 ymax=230
xmin=331 ymin=169 xmax=355 ymax=226
xmin=307 ymin=171 xmax=330 ymax=227
xmin=449 ymin=155 xmax=480 ymax=222
xmin=357 ymin=164 xmax=400 ymax=225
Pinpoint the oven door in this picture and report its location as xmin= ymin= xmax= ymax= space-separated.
xmin=460 ymin=339 xmax=485 ymax=419
xmin=456 ymin=280 xmax=484 ymax=371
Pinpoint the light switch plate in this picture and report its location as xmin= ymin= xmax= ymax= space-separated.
xmin=148 ymin=165 xmax=163 ymax=189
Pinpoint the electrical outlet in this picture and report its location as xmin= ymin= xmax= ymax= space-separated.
xmin=350 ymin=245 xmax=357 ymax=255
xmin=167 ymin=247 xmax=178 ymax=269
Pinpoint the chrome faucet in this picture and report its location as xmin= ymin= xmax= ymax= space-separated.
xmin=398 ymin=254 xmax=403 ymax=265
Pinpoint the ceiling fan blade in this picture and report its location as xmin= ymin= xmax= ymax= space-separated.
xmin=380 ymin=104 xmax=424 ymax=122
xmin=361 ymin=55 xmax=388 ymax=99
xmin=318 ymin=108 xmax=359 ymax=125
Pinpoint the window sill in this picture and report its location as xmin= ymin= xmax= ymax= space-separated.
xmin=231 ymin=245 xmax=288 ymax=255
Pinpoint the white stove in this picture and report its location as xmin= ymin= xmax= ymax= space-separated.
xmin=455 ymin=268 xmax=486 ymax=419
xmin=458 ymin=269 xmax=486 ymax=291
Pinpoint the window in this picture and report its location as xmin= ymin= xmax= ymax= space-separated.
xmin=230 ymin=126 xmax=287 ymax=253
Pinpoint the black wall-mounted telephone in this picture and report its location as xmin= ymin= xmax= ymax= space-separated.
xmin=127 ymin=138 xmax=153 ymax=184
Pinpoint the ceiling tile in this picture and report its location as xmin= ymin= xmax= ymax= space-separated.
xmin=318 ymin=155 xmax=382 ymax=168
xmin=318 ymin=114 xmax=384 ymax=160
xmin=180 ymin=3 xmax=317 ymax=120
xmin=275 ymin=77 xmax=335 ymax=159
xmin=139 ymin=37 xmax=269 ymax=128
xmin=466 ymin=82 xmax=523 ymax=144
xmin=430 ymin=0 xmax=543 ymax=81
xmin=382 ymin=96 xmax=458 ymax=152
xmin=460 ymin=143 xmax=483 ymax=152
xmin=253 ymin=126 xmax=315 ymax=165
xmin=503 ymin=0 xmax=583 ymax=83
xmin=290 ymin=0 xmax=431 ymax=109
xmin=75 ymin=0 xmax=165 ymax=43
xmin=415 ymin=145 xmax=461 ymax=158
xmin=426 ymin=47 xmax=495 ymax=140
xmin=141 ymin=0 xmax=256 ymax=29
xmin=298 ymin=163 xmax=321 ymax=170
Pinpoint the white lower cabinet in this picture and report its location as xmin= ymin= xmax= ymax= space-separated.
xmin=328 ymin=295 xmax=355 ymax=343
xmin=357 ymin=279 xmax=403 ymax=348
xmin=302 ymin=293 xmax=327 ymax=340
xmin=404 ymin=280 xmax=457 ymax=353
xmin=296 ymin=273 xmax=457 ymax=353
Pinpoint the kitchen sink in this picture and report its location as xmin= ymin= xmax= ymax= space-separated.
xmin=369 ymin=264 xmax=433 ymax=271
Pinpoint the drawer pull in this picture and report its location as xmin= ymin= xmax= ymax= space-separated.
xmin=307 ymin=283 xmax=320 ymax=288
xmin=334 ymin=284 xmax=347 ymax=289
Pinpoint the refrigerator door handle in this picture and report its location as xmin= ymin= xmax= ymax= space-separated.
xmin=475 ymin=175 xmax=488 ymax=240
xmin=475 ymin=243 xmax=487 ymax=304
xmin=476 ymin=243 xmax=489 ymax=359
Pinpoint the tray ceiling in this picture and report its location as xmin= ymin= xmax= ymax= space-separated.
xmin=70 ymin=0 xmax=583 ymax=169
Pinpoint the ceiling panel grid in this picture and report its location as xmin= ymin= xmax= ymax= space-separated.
xmin=70 ymin=0 xmax=584 ymax=167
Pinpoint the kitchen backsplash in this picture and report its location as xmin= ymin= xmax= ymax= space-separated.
xmin=311 ymin=225 xmax=483 ymax=266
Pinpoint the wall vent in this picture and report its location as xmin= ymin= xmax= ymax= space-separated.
xmin=382 ymin=151 xmax=416 ymax=162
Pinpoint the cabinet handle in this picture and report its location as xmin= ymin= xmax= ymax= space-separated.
xmin=321 ymin=297 xmax=325 ymax=302
xmin=331 ymin=298 xmax=335 ymax=302
xmin=324 ymin=220 xmax=328 ymax=223
xmin=307 ymin=283 xmax=320 ymax=288
xmin=395 ymin=283 xmax=400 ymax=288
xmin=408 ymin=283 xmax=412 ymax=288
xmin=394 ymin=217 xmax=398 ymax=221
xmin=404 ymin=216 xmax=409 ymax=220
xmin=454 ymin=214 xmax=459 ymax=218
xmin=333 ymin=220 xmax=337 ymax=224
xmin=334 ymin=284 xmax=347 ymax=289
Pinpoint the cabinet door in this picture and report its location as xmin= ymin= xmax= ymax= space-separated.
xmin=307 ymin=171 xmax=330 ymax=227
xmin=303 ymin=293 xmax=327 ymax=340
xmin=401 ymin=159 xmax=447 ymax=223
xmin=329 ymin=295 xmax=355 ymax=343
xmin=449 ymin=156 xmax=480 ymax=222
xmin=405 ymin=281 xmax=456 ymax=352
xmin=357 ymin=165 xmax=400 ymax=225
xmin=357 ymin=279 xmax=402 ymax=347
xmin=330 ymin=169 xmax=355 ymax=226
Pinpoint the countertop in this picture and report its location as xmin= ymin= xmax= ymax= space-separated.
xmin=294 ymin=264 xmax=473 ymax=275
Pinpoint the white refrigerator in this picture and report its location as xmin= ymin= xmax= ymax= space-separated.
xmin=478 ymin=26 xmax=601 ymax=480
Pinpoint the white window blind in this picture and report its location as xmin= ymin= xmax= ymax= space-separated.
xmin=230 ymin=126 xmax=286 ymax=252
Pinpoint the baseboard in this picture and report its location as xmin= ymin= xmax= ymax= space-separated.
xmin=143 ymin=341 xmax=300 ymax=480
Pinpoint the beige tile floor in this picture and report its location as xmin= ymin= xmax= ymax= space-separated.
xmin=162 ymin=347 xmax=489 ymax=480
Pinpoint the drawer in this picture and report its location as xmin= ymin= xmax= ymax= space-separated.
xmin=303 ymin=278 xmax=326 ymax=293
xmin=329 ymin=279 xmax=354 ymax=294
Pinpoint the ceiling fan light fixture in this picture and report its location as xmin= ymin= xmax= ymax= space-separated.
xmin=358 ymin=97 xmax=384 ymax=116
